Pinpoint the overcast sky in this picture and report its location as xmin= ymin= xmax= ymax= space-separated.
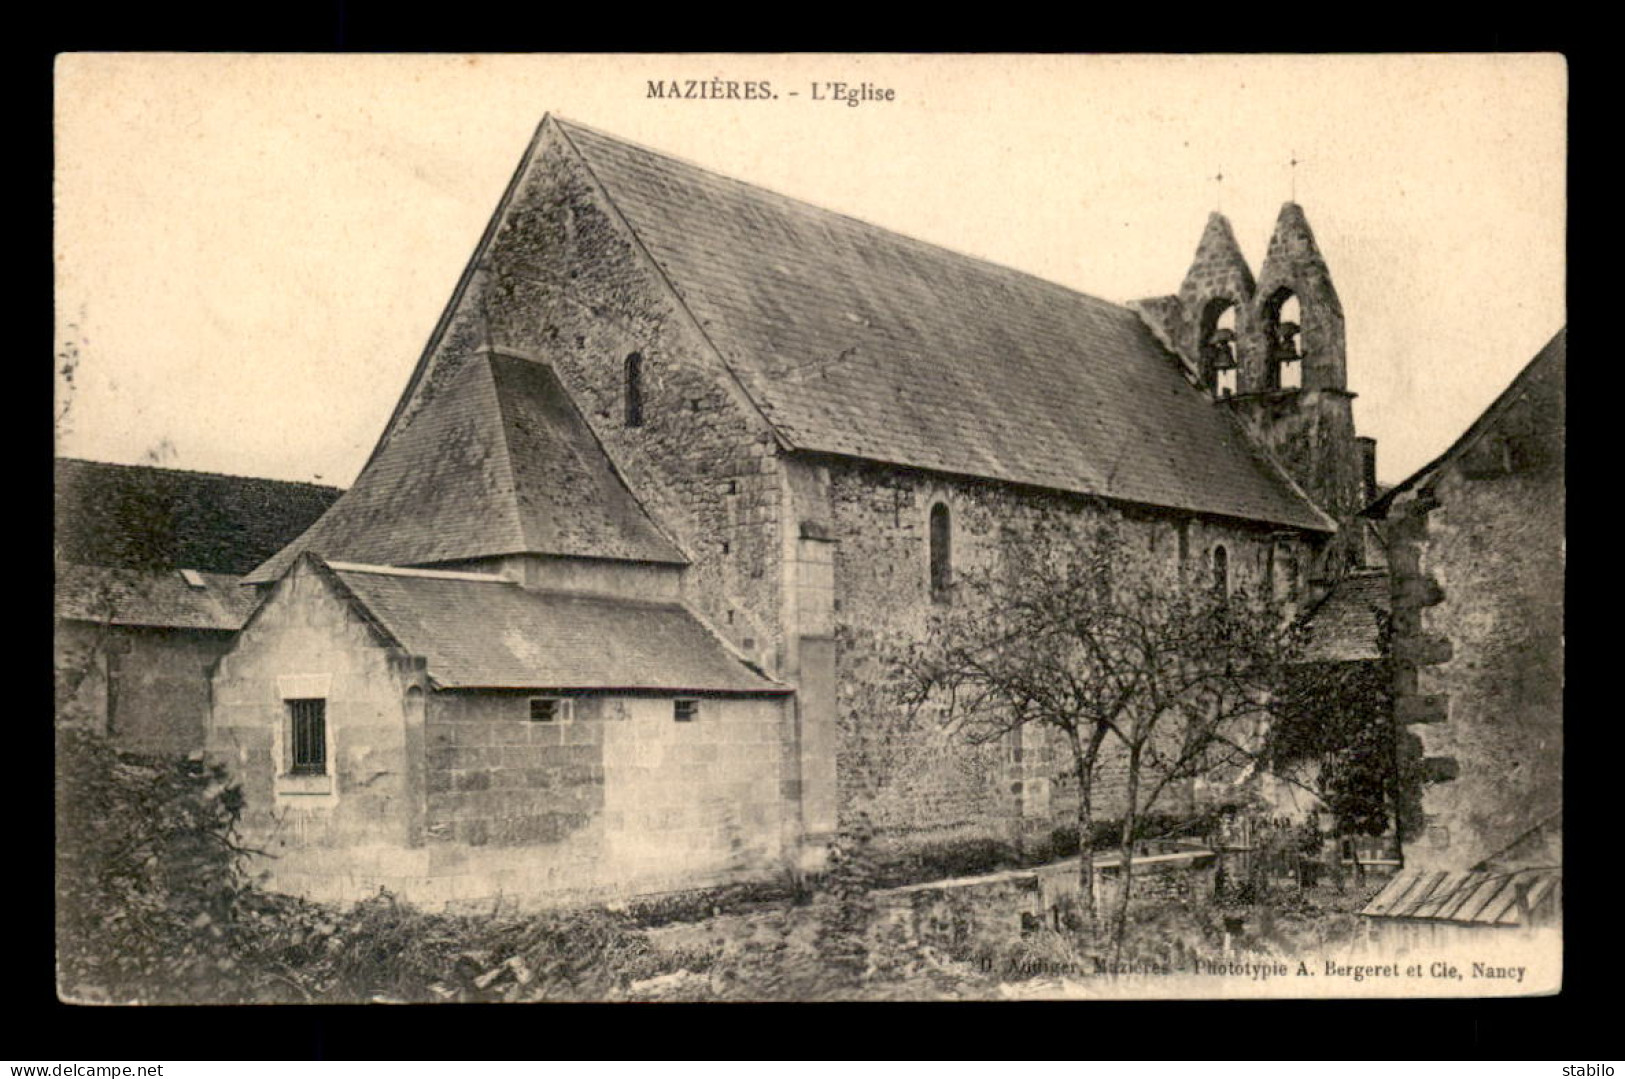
xmin=55 ymin=53 xmax=1565 ymax=489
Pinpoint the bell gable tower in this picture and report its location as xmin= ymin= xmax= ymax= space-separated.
xmin=1245 ymin=201 xmax=1346 ymax=395
xmin=1133 ymin=202 xmax=1371 ymax=575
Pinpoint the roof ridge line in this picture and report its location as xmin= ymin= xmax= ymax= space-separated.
xmin=55 ymin=455 xmax=342 ymax=493
xmin=478 ymin=352 xmax=537 ymax=556
xmin=326 ymin=560 xmax=510 ymax=583
xmin=361 ymin=115 xmax=553 ymax=473
xmin=555 ymin=115 xmax=1137 ymax=317
xmin=1364 ymin=326 xmax=1565 ymax=518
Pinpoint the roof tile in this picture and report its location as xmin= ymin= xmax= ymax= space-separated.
xmin=558 ymin=119 xmax=1331 ymax=531
xmin=1302 ymin=570 xmax=1390 ymax=662
xmin=56 ymin=563 xmax=258 ymax=631
xmin=328 ymin=563 xmax=784 ymax=693
xmin=55 ymin=458 xmax=340 ymax=575
xmin=249 ymin=353 xmax=683 ymax=582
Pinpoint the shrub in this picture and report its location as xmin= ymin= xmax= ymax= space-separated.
xmin=620 ymin=879 xmax=800 ymax=928
xmin=55 ymin=728 xmax=250 ymax=1003
xmin=1041 ymin=826 xmax=1081 ymax=860
xmin=908 ymin=837 xmax=1019 ymax=882
xmin=863 ymin=836 xmax=1022 ymax=890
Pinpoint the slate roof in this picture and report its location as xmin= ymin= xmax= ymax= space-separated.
xmin=323 ymin=560 xmax=786 ymax=693
xmin=1301 ymin=570 xmax=1390 ymax=662
xmin=1366 ymin=327 xmax=1566 ymax=518
xmin=55 ymin=458 xmax=342 ymax=575
xmin=56 ymin=563 xmax=258 ymax=631
xmin=248 ymin=353 xmax=684 ymax=583
xmin=550 ymin=118 xmax=1332 ymax=531
xmin=1360 ymin=867 xmax=1560 ymax=926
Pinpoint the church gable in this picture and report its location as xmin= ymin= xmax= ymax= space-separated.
xmin=371 ymin=117 xmax=778 ymax=473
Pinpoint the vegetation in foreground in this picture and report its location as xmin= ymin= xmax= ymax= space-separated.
xmin=57 ymin=729 xmax=1381 ymax=1003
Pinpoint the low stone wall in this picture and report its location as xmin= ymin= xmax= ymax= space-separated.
xmin=873 ymin=851 xmax=1218 ymax=949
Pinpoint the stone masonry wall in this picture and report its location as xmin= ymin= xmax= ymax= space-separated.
xmin=1384 ymin=359 xmax=1564 ymax=872
xmin=209 ymin=560 xmax=425 ymax=903
xmin=56 ymin=621 xmax=232 ymax=755
xmin=420 ymin=692 xmax=788 ymax=904
xmin=1133 ymin=207 xmax=1364 ymax=579
xmin=54 ymin=620 xmax=108 ymax=734
xmin=806 ymin=456 xmax=1301 ymax=854
xmin=1226 ymin=388 xmax=1365 ymax=573
xmin=387 ymin=123 xmax=787 ymax=680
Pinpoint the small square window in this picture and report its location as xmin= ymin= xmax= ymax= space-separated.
xmin=288 ymin=699 xmax=327 ymax=776
xmin=530 ymin=697 xmax=573 ymax=723
xmin=673 ymin=699 xmax=699 ymax=723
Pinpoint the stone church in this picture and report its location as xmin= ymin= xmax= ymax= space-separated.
xmin=206 ymin=115 xmax=1381 ymax=907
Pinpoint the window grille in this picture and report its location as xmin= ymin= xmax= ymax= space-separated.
xmin=288 ymin=699 xmax=327 ymax=776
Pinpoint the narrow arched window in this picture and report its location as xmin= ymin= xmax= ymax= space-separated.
xmin=929 ymin=502 xmax=952 ymax=600
xmin=1213 ymin=544 xmax=1229 ymax=599
xmin=624 ymin=352 xmax=644 ymax=428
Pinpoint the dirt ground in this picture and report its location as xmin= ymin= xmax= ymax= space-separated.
xmin=619 ymin=877 xmax=1391 ymax=1001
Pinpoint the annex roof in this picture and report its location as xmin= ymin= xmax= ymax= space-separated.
xmin=1300 ymin=569 xmax=1390 ymax=663
xmin=248 ymin=353 xmax=684 ymax=583
xmin=1359 ymin=867 xmax=1561 ymax=927
xmin=550 ymin=118 xmax=1333 ymax=531
xmin=55 ymin=563 xmax=258 ymax=631
xmin=320 ymin=559 xmax=785 ymax=694
xmin=55 ymin=458 xmax=341 ymax=576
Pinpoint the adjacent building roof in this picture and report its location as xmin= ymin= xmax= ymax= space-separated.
xmin=320 ymin=559 xmax=785 ymax=693
xmin=55 ymin=563 xmax=259 ymax=631
xmin=1365 ymin=327 xmax=1566 ymax=518
xmin=1360 ymin=867 xmax=1561 ymax=927
xmin=55 ymin=458 xmax=342 ymax=575
xmin=1300 ymin=569 xmax=1390 ymax=663
xmin=248 ymin=353 xmax=685 ymax=583
xmin=554 ymin=118 xmax=1331 ymax=531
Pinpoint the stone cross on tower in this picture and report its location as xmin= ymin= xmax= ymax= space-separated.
xmin=1213 ymin=165 xmax=1224 ymax=213
xmin=1289 ymin=151 xmax=1299 ymax=202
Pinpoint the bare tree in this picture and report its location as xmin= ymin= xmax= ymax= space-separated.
xmin=897 ymin=527 xmax=1302 ymax=951
xmin=1096 ymin=579 xmax=1300 ymax=960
